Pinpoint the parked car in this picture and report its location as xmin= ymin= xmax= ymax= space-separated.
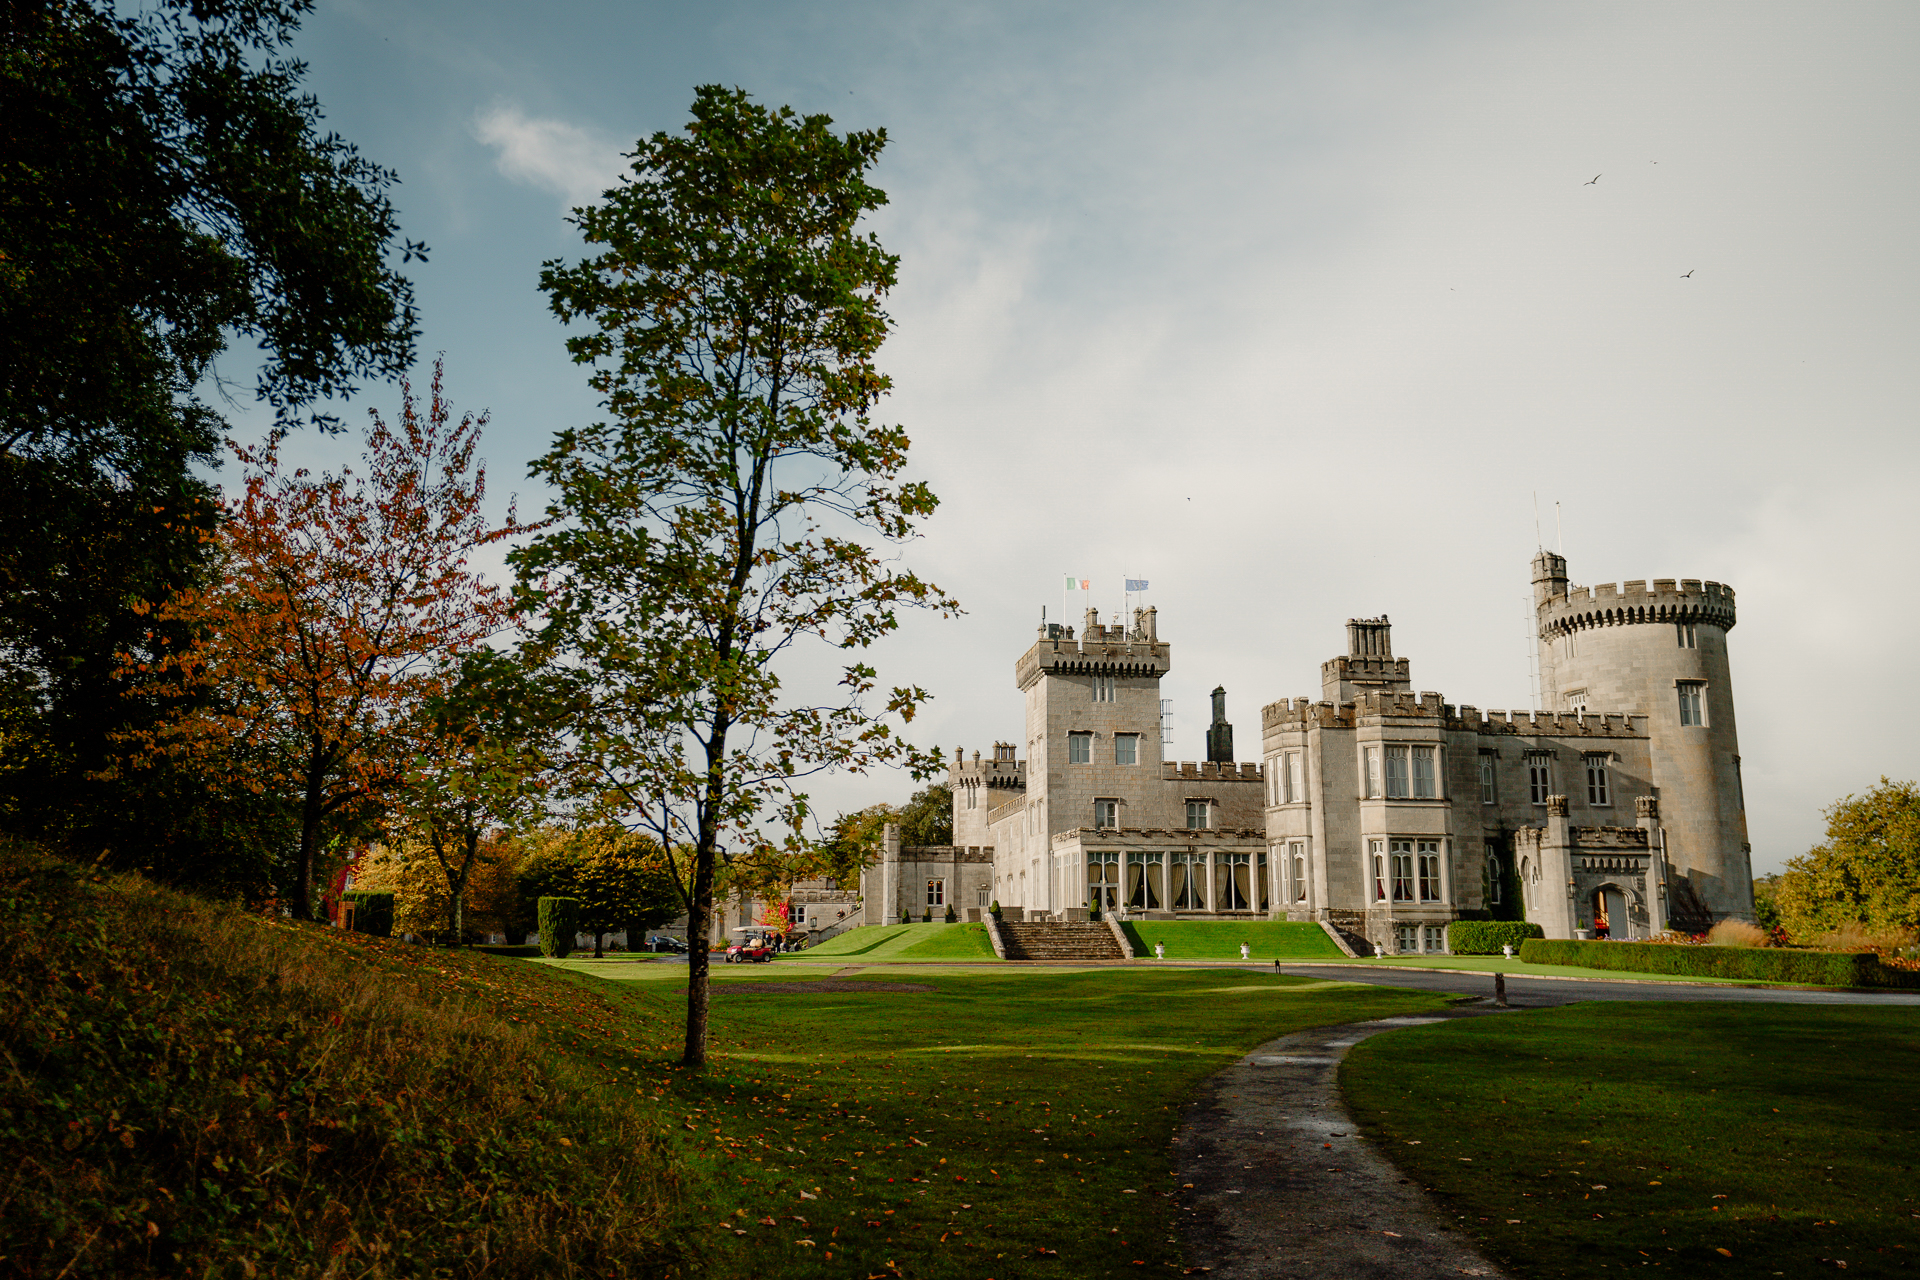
xmin=646 ymin=935 xmax=688 ymax=953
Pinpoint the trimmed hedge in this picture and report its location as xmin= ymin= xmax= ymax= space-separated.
xmin=339 ymin=891 xmax=393 ymax=937
xmin=1518 ymin=938 xmax=1907 ymax=987
xmin=1447 ymin=920 xmax=1543 ymax=954
xmin=537 ymin=897 xmax=580 ymax=959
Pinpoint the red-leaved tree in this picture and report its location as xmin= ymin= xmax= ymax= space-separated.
xmin=132 ymin=360 xmax=525 ymax=916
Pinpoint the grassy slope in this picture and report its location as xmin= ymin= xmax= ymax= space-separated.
xmin=896 ymin=922 xmax=998 ymax=959
xmin=1123 ymin=920 xmax=1345 ymax=960
xmin=575 ymin=964 xmax=1450 ymax=1278
xmin=799 ymin=924 xmax=937 ymax=957
xmin=0 ymin=844 xmax=685 ymax=1279
xmin=1342 ymin=1004 xmax=1920 ymax=1279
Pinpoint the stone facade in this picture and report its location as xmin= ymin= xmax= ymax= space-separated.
xmin=1262 ymin=554 xmax=1751 ymax=952
xmin=1532 ymin=553 xmax=1752 ymax=919
xmin=947 ymin=554 xmax=1752 ymax=950
xmin=952 ymin=605 xmax=1273 ymax=921
xmin=859 ymin=823 xmax=998 ymax=924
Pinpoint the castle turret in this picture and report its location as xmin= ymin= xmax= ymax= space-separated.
xmin=1321 ymin=615 xmax=1412 ymax=703
xmin=1535 ymin=557 xmax=1750 ymax=922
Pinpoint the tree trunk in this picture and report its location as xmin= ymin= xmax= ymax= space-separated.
xmin=684 ymin=838 xmax=717 ymax=1067
xmin=594 ymin=930 xmax=605 ymax=959
xmin=438 ymin=827 xmax=478 ymax=946
xmin=293 ymin=781 xmax=325 ymax=922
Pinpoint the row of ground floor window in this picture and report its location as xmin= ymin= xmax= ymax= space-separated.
xmin=1081 ymin=842 xmax=1467 ymax=915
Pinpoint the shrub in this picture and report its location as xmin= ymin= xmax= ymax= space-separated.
xmin=943 ymin=904 xmax=957 ymax=923
xmin=922 ymin=909 xmax=932 ymax=922
xmin=1447 ymin=920 xmax=1545 ymax=955
xmin=1705 ymin=920 xmax=1771 ymax=948
xmin=989 ymin=899 xmax=1001 ymax=918
xmin=537 ymin=896 xmax=580 ymax=958
xmin=339 ymin=890 xmax=394 ymax=937
xmin=1810 ymin=921 xmax=1917 ymax=954
xmin=1518 ymin=937 xmax=1913 ymax=987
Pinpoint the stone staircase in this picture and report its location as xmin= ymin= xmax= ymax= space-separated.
xmin=997 ymin=920 xmax=1127 ymax=961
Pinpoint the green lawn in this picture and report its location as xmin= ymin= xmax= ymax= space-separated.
xmin=1122 ymin=919 xmax=1345 ymax=960
xmin=567 ymin=963 xmax=1451 ymax=1278
xmin=1342 ymin=1003 xmax=1920 ymax=1279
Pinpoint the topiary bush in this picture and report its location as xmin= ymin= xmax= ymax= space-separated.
xmin=943 ymin=904 xmax=957 ymax=923
xmin=921 ymin=909 xmax=932 ymax=923
xmin=1518 ymin=937 xmax=1913 ymax=987
xmin=537 ymin=897 xmax=580 ymax=958
xmin=989 ymin=899 xmax=1001 ymax=919
xmin=339 ymin=891 xmax=393 ymax=938
xmin=1447 ymin=920 xmax=1545 ymax=954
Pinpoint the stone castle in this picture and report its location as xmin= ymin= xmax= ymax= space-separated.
xmin=864 ymin=552 xmax=1753 ymax=953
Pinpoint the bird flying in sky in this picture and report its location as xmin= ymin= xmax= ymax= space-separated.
xmin=1585 ymin=174 xmax=1602 ymax=185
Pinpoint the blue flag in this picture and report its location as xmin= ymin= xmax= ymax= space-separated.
xmin=1126 ymin=578 xmax=1149 ymax=592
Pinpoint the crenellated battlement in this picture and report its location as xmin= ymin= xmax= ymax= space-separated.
xmin=1538 ymin=575 xmax=1736 ymax=639
xmin=950 ymin=745 xmax=1027 ymax=791
xmin=1263 ymin=697 xmax=1355 ymax=731
xmin=1261 ymin=695 xmax=1648 ymax=739
xmin=1160 ymin=759 xmax=1263 ymax=782
xmin=1452 ymin=706 xmax=1646 ymax=738
xmin=1016 ymin=632 xmax=1172 ymax=691
xmin=1515 ymin=824 xmax=1651 ymax=850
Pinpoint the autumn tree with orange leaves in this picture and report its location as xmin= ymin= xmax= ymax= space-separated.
xmin=134 ymin=360 xmax=526 ymax=917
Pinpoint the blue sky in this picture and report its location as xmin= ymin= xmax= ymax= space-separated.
xmin=249 ymin=1 xmax=1920 ymax=873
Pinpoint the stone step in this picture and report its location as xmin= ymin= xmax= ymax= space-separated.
xmin=997 ymin=921 xmax=1126 ymax=961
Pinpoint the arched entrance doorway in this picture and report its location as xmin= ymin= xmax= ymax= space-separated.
xmin=1592 ymin=885 xmax=1627 ymax=939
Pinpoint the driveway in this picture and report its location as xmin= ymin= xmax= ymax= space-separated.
xmin=1276 ymin=961 xmax=1920 ymax=1006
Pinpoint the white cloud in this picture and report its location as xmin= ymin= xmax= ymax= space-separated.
xmin=472 ymin=101 xmax=622 ymax=207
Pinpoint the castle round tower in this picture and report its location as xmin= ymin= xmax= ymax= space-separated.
xmin=1532 ymin=552 xmax=1752 ymax=924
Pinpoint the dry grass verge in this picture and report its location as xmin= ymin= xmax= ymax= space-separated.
xmin=0 ymin=843 xmax=686 ymax=1279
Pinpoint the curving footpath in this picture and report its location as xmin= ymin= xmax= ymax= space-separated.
xmin=1172 ymin=970 xmax=1920 ymax=1278
xmin=1174 ymin=1008 xmax=1513 ymax=1279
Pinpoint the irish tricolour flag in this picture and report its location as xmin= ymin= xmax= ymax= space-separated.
xmin=1064 ymin=575 xmax=1091 ymax=592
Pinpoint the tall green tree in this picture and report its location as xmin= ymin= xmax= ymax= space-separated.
xmin=1775 ymin=777 xmax=1920 ymax=939
xmin=516 ymin=828 xmax=681 ymax=958
xmin=0 ymin=0 xmax=421 ymax=871
xmin=519 ymin=86 xmax=955 ymax=1066
xmin=897 ymin=781 xmax=952 ymax=847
